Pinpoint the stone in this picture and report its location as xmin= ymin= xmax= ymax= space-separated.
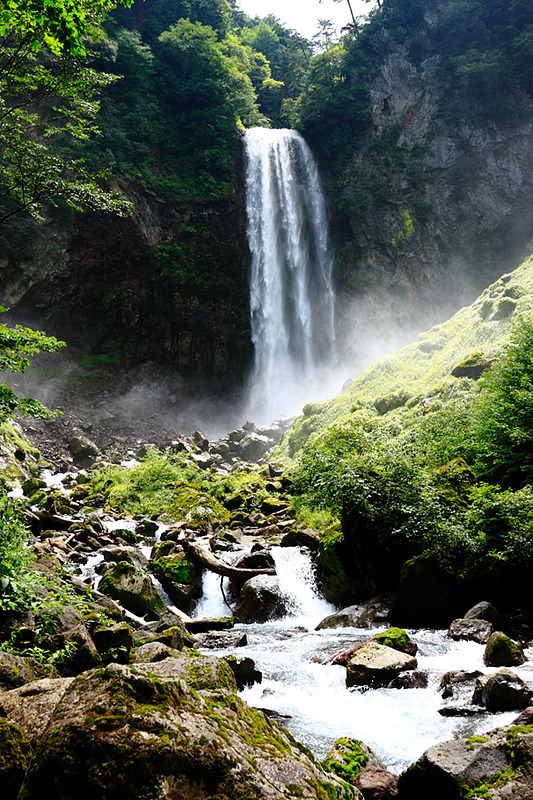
xmin=323 ymin=737 xmax=385 ymax=783
xmin=234 ymin=575 xmax=290 ymax=623
xmin=0 ymin=718 xmax=31 ymax=800
xmin=91 ymin=623 xmax=134 ymax=663
xmin=463 ymin=600 xmax=503 ymax=629
xmin=484 ymin=631 xmax=525 ymax=667
xmin=0 ymin=610 xmax=35 ymax=646
xmin=387 ymin=671 xmax=428 ymax=689
xmin=149 ymin=551 xmax=202 ymax=613
xmin=371 ymin=627 xmax=417 ymax=656
xmin=448 ymin=618 xmax=493 ymax=643
xmin=19 ymin=660 xmax=358 ymax=800
xmin=35 ymin=605 xmax=101 ymax=674
xmin=439 ymin=670 xmax=483 ymax=700
xmin=98 ymin=562 xmax=166 ymax=620
xmin=0 ymin=678 xmax=75 ymax=742
xmin=100 ymin=545 xmax=147 ymax=570
xmin=238 ymin=432 xmax=272 ymax=462
xmin=133 ymin=642 xmax=176 ymax=663
xmin=316 ymin=597 xmax=393 ymax=630
xmin=68 ymin=434 xmax=99 ymax=467
xmin=193 ymin=630 xmax=248 ymax=649
xmin=280 ymin=528 xmax=321 ymax=550
xmin=472 ymin=670 xmax=532 ymax=712
xmin=0 ymin=652 xmax=55 ymax=690
xmin=224 ymin=655 xmax=262 ymax=689
xmin=354 ymin=766 xmax=399 ymax=799
xmin=346 ymin=641 xmax=417 ymax=689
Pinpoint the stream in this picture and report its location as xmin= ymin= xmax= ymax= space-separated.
xmin=193 ymin=546 xmax=533 ymax=774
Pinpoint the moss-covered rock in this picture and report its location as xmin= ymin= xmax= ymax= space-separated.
xmin=0 ymin=718 xmax=31 ymax=800
xmin=484 ymin=631 xmax=525 ymax=667
xmin=19 ymin=658 xmax=360 ymax=800
xmin=371 ymin=627 xmax=417 ymax=656
xmin=149 ymin=551 xmax=202 ymax=613
xmin=98 ymin=562 xmax=165 ymax=620
xmin=0 ymin=652 xmax=56 ymax=691
xmin=323 ymin=737 xmax=383 ymax=783
xmin=346 ymin=641 xmax=417 ymax=689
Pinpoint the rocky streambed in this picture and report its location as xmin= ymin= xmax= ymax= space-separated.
xmin=2 ymin=427 xmax=533 ymax=799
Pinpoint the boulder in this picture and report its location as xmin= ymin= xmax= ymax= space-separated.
xmin=463 ymin=600 xmax=503 ymax=629
xmin=323 ymin=737 xmax=384 ymax=783
xmin=316 ymin=597 xmax=393 ymax=631
xmin=238 ymin=432 xmax=272 ymax=461
xmin=133 ymin=642 xmax=177 ymax=663
xmin=371 ymin=627 xmax=417 ymax=656
xmin=193 ymin=630 xmax=248 ymax=649
xmin=98 ymin=562 xmax=166 ymax=620
xmin=0 ymin=678 xmax=75 ymax=742
xmin=346 ymin=641 xmax=417 ymax=689
xmin=398 ymin=726 xmax=533 ymax=799
xmin=19 ymin=659 xmax=359 ymax=800
xmin=224 ymin=655 xmax=262 ymax=689
xmin=447 ymin=618 xmax=493 ymax=643
xmin=0 ymin=652 xmax=56 ymax=690
xmin=387 ymin=671 xmax=428 ymax=690
xmin=354 ymin=766 xmax=399 ymax=799
xmin=484 ymin=631 xmax=525 ymax=667
xmin=68 ymin=434 xmax=99 ymax=467
xmin=280 ymin=527 xmax=321 ymax=550
xmin=234 ymin=575 xmax=290 ymax=623
xmin=91 ymin=623 xmax=134 ymax=663
xmin=149 ymin=551 xmax=202 ymax=613
xmin=0 ymin=610 xmax=35 ymax=646
xmin=439 ymin=670 xmax=483 ymax=700
xmin=0 ymin=718 xmax=31 ymax=800
xmin=100 ymin=545 xmax=147 ymax=570
xmin=35 ymin=605 xmax=101 ymax=674
xmin=472 ymin=670 xmax=532 ymax=711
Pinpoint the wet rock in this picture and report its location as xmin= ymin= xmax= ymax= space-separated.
xmin=484 ymin=630 xmax=525 ymax=667
xmin=224 ymin=655 xmax=262 ymax=689
xmin=397 ymin=726 xmax=533 ymax=799
xmin=316 ymin=597 xmax=393 ymax=630
xmin=0 ymin=677 xmax=75 ymax=742
xmin=323 ymin=737 xmax=385 ymax=783
xmin=388 ymin=671 xmax=428 ymax=689
xmin=0 ymin=718 xmax=31 ymax=800
xmin=439 ymin=670 xmax=483 ymax=700
xmin=68 ymin=434 xmax=99 ymax=467
xmin=135 ymin=519 xmax=158 ymax=537
xmin=149 ymin=551 xmax=202 ymax=613
xmin=234 ymin=575 xmax=290 ymax=623
xmin=155 ymin=625 xmax=187 ymax=651
xmin=281 ymin=527 xmax=321 ymax=550
xmin=346 ymin=641 xmax=417 ymax=689
xmin=98 ymin=562 xmax=166 ymax=620
xmin=92 ymin=623 xmax=134 ymax=663
xmin=371 ymin=627 xmax=417 ymax=656
xmin=185 ymin=616 xmax=234 ymax=633
xmin=191 ymin=430 xmax=209 ymax=451
xmin=354 ymin=766 xmax=399 ymax=799
xmin=232 ymin=547 xmax=275 ymax=571
xmin=238 ymin=432 xmax=272 ymax=462
xmin=19 ymin=660 xmax=357 ymax=800
xmin=448 ymin=618 xmax=493 ymax=643
xmin=472 ymin=670 xmax=532 ymax=711
xmin=0 ymin=652 xmax=56 ymax=691
xmin=513 ymin=706 xmax=533 ymax=725
xmin=437 ymin=706 xmax=483 ymax=717
xmin=463 ymin=600 xmax=503 ymax=629
xmin=193 ymin=630 xmax=248 ymax=649
xmin=100 ymin=545 xmax=147 ymax=570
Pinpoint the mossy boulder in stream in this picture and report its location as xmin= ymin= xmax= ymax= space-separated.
xmin=19 ymin=655 xmax=360 ymax=800
xmin=484 ymin=631 xmax=525 ymax=667
xmin=149 ymin=551 xmax=202 ymax=614
xmin=371 ymin=627 xmax=417 ymax=656
xmin=98 ymin=562 xmax=165 ymax=620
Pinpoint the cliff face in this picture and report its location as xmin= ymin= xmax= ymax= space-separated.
xmin=0 ymin=176 xmax=252 ymax=389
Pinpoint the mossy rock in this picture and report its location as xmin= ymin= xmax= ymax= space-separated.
xmin=372 ymin=627 xmax=417 ymax=656
xmin=150 ymin=552 xmax=202 ymax=613
xmin=484 ymin=631 xmax=525 ymax=667
xmin=450 ymin=351 xmax=492 ymax=380
xmin=374 ymin=390 xmax=410 ymax=415
xmin=99 ymin=562 xmax=165 ymax=620
xmin=323 ymin=737 xmax=383 ymax=783
xmin=167 ymin=484 xmax=230 ymax=526
xmin=0 ymin=718 xmax=31 ymax=800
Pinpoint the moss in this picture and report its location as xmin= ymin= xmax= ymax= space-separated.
xmin=461 ymin=767 xmax=518 ymax=799
xmin=323 ymin=738 xmax=369 ymax=783
xmin=372 ymin=627 xmax=415 ymax=655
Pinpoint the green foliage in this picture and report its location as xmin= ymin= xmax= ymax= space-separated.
xmin=475 ymin=313 xmax=533 ymax=485
xmin=0 ymin=498 xmax=35 ymax=611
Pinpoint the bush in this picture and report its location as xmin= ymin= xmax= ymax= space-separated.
xmin=0 ymin=499 xmax=35 ymax=611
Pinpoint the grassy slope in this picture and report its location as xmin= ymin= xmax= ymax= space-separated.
xmin=279 ymin=252 xmax=533 ymax=459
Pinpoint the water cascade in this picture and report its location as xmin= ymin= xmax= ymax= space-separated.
xmin=244 ymin=128 xmax=336 ymax=423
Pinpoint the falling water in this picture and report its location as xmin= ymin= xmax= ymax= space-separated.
xmin=244 ymin=128 xmax=336 ymax=423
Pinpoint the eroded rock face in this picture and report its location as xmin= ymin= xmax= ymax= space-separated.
xmin=346 ymin=641 xmax=417 ymax=689
xmin=18 ymin=657 xmax=359 ymax=800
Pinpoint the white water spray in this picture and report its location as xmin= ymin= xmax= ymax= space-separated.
xmin=244 ymin=128 xmax=336 ymax=423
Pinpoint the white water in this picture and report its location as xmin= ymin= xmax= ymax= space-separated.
xmin=244 ymin=128 xmax=337 ymax=423
xmin=196 ymin=546 xmax=533 ymax=773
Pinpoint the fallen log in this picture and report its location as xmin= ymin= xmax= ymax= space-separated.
xmin=184 ymin=537 xmax=276 ymax=582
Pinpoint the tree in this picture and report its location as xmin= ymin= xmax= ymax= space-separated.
xmin=0 ymin=0 xmax=133 ymax=225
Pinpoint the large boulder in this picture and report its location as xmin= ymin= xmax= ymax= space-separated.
xmin=234 ymin=574 xmax=290 ymax=622
xmin=0 ymin=678 xmax=75 ymax=743
xmin=323 ymin=737 xmax=384 ymax=782
xmin=149 ymin=551 xmax=202 ymax=613
xmin=35 ymin=605 xmax=101 ymax=674
xmin=346 ymin=641 xmax=417 ymax=689
xmin=484 ymin=631 xmax=525 ymax=667
xmin=355 ymin=766 xmax=399 ymax=799
xmin=98 ymin=562 xmax=166 ymax=620
xmin=463 ymin=600 xmax=503 ymax=629
xmin=472 ymin=670 xmax=532 ymax=712
xmin=397 ymin=725 xmax=533 ymax=799
xmin=0 ymin=652 xmax=56 ymax=690
xmin=371 ymin=627 xmax=417 ymax=656
xmin=18 ymin=657 xmax=360 ymax=800
xmin=447 ymin=618 xmax=493 ymax=643
xmin=0 ymin=719 xmax=31 ymax=800
xmin=316 ymin=597 xmax=393 ymax=631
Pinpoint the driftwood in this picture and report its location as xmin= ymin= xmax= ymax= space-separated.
xmin=184 ymin=536 xmax=276 ymax=582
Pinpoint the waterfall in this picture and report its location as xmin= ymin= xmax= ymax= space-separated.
xmin=244 ymin=128 xmax=336 ymax=423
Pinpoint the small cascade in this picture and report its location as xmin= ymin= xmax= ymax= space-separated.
xmin=272 ymin=546 xmax=334 ymax=624
xmin=244 ymin=127 xmax=336 ymax=423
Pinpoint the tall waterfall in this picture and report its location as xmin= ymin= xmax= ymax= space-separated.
xmin=244 ymin=128 xmax=336 ymax=423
